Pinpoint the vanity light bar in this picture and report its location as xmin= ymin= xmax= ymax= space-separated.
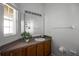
xmin=25 ymin=10 xmax=42 ymax=16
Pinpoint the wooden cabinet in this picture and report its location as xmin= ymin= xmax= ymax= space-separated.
xmin=11 ymin=48 xmax=22 ymax=56
xmin=37 ymin=43 xmax=44 ymax=56
xmin=27 ymin=45 xmax=36 ymax=56
xmin=1 ymin=51 xmax=12 ymax=56
xmin=0 ymin=39 xmax=52 ymax=56
xmin=10 ymin=49 xmax=19 ymax=56
xmin=1 ymin=49 xmax=21 ymax=56
xmin=0 ymin=51 xmax=1 ymax=56
xmin=44 ymin=40 xmax=51 ymax=56
xmin=1 ymin=48 xmax=26 ymax=56
xmin=10 ymin=48 xmax=27 ymax=56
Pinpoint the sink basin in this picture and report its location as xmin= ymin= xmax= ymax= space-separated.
xmin=34 ymin=38 xmax=45 ymax=41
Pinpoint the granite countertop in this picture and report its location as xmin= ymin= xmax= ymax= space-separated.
xmin=0 ymin=35 xmax=51 ymax=52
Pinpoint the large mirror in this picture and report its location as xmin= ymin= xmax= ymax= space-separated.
xmin=24 ymin=11 xmax=44 ymax=36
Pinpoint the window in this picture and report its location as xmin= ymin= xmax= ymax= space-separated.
xmin=4 ymin=4 xmax=17 ymax=36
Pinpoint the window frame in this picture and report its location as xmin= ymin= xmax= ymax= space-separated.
xmin=3 ymin=3 xmax=18 ymax=37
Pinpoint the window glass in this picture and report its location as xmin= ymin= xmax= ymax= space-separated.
xmin=4 ymin=4 xmax=17 ymax=36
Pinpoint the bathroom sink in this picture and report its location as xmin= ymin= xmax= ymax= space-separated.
xmin=34 ymin=38 xmax=45 ymax=41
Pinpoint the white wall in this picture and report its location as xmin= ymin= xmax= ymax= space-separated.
xmin=0 ymin=3 xmax=21 ymax=46
xmin=20 ymin=3 xmax=44 ymax=14
xmin=44 ymin=3 xmax=79 ymax=55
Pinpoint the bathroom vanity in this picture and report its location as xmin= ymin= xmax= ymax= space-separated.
xmin=0 ymin=36 xmax=52 ymax=56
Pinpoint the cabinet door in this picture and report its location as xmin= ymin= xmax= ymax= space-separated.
xmin=1 ymin=51 xmax=10 ymax=56
xmin=37 ymin=43 xmax=44 ymax=56
xmin=44 ymin=40 xmax=51 ymax=56
xmin=1 ymin=48 xmax=26 ymax=56
xmin=0 ymin=51 xmax=1 ymax=56
xmin=9 ymin=48 xmax=22 ymax=56
xmin=1 ymin=50 xmax=13 ymax=56
xmin=27 ymin=45 xmax=36 ymax=56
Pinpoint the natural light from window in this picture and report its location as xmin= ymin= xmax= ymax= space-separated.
xmin=4 ymin=4 xmax=17 ymax=36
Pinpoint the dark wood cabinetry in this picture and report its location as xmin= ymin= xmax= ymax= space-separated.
xmin=27 ymin=45 xmax=37 ymax=56
xmin=0 ymin=38 xmax=52 ymax=56
xmin=44 ymin=40 xmax=51 ymax=56
xmin=37 ymin=43 xmax=44 ymax=56
xmin=1 ymin=48 xmax=22 ymax=56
